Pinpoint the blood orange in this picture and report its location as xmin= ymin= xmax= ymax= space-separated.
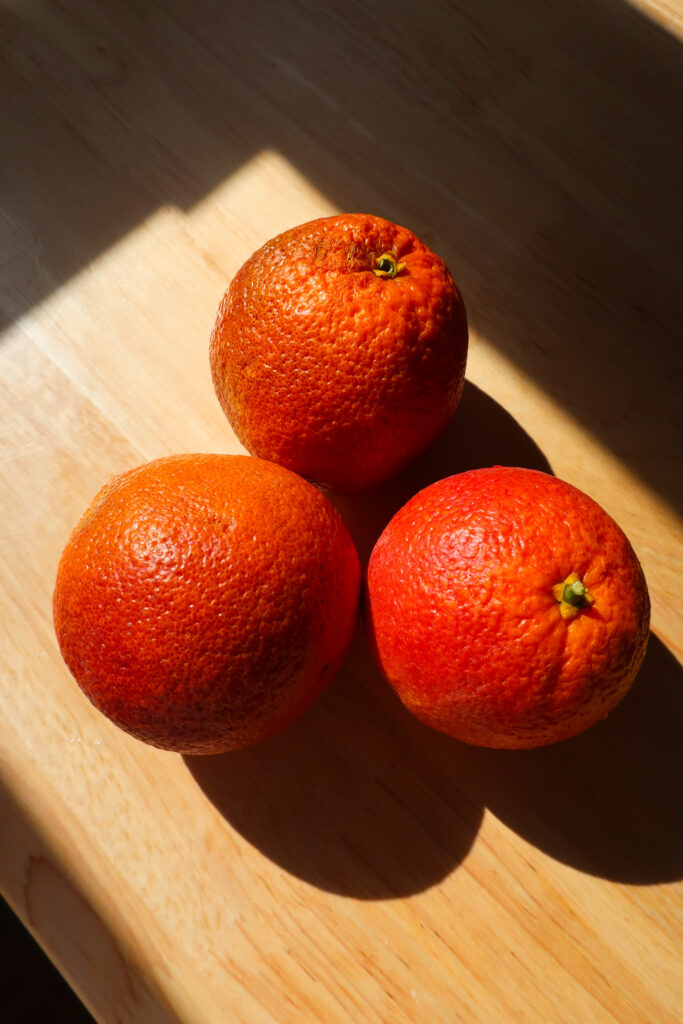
xmin=366 ymin=467 xmax=650 ymax=748
xmin=210 ymin=213 xmax=468 ymax=491
xmin=53 ymin=454 xmax=360 ymax=754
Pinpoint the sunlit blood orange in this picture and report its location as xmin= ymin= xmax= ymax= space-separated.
xmin=366 ymin=466 xmax=650 ymax=749
xmin=53 ymin=454 xmax=361 ymax=754
xmin=210 ymin=213 xmax=468 ymax=491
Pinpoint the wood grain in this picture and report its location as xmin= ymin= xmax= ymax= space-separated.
xmin=1 ymin=2 xmax=682 ymax=1021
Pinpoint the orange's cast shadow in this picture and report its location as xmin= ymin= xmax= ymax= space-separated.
xmin=186 ymin=386 xmax=681 ymax=896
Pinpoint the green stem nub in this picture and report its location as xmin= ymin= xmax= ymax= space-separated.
xmin=553 ymin=573 xmax=595 ymax=620
xmin=563 ymin=580 xmax=588 ymax=606
xmin=373 ymin=252 xmax=406 ymax=278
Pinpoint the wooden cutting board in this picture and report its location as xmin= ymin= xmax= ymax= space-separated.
xmin=2 ymin=2 xmax=681 ymax=1021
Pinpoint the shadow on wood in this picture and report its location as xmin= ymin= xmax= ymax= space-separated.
xmin=473 ymin=632 xmax=683 ymax=884
xmin=0 ymin=779 xmax=183 ymax=1022
xmin=188 ymin=627 xmax=682 ymax=896
xmin=2 ymin=0 xmax=681 ymax=510
xmin=0 ymin=896 xmax=94 ymax=1024
xmin=186 ymin=642 xmax=484 ymax=899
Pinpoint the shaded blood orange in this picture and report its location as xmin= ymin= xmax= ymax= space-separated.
xmin=210 ymin=213 xmax=468 ymax=491
xmin=366 ymin=467 xmax=650 ymax=749
xmin=53 ymin=455 xmax=360 ymax=754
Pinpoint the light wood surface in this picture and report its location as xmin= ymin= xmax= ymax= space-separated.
xmin=2 ymin=2 xmax=682 ymax=1022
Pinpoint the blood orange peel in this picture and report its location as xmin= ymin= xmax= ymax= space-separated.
xmin=53 ymin=454 xmax=361 ymax=754
xmin=210 ymin=213 xmax=468 ymax=491
xmin=366 ymin=466 xmax=650 ymax=749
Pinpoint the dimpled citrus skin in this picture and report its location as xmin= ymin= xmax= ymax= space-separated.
xmin=210 ymin=213 xmax=468 ymax=491
xmin=366 ymin=467 xmax=650 ymax=749
xmin=53 ymin=455 xmax=361 ymax=754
